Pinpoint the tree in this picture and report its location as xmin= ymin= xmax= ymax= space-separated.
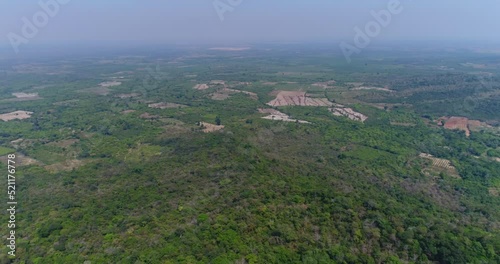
xmin=215 ymin=116 xmax=222 ymax=126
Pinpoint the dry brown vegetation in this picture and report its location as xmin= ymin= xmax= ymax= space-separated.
xmin=148 ymin=102 xmax=187 ymax=109
xmin=45 ymin=159 xmax=87 ymax=173
xmin=116 ymin=93 xmax=140 ymax=99
xmin=199 ymin=122 xmax=224 ymax=133
xmin=48 ymin=139 xmax=79 ymax=148
xmin=0 ymin=154 xmax=41 ymax=166
xmin=140 ymin=112 xmax=159 ymax=119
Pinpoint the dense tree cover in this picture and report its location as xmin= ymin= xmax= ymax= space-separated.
xmin=0 ymin=48 xmax=499 ymax=263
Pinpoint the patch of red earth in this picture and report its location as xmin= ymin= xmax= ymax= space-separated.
xmin=443 ymin=117 xmax=470 ymax=136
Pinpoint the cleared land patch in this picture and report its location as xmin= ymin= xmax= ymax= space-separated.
xmin=116 ymin=93 xmax=140 ymax=99
xmin=79 ymin=87 xmax=112 ymax=96
xmin=99 ymin=81 xmax=122 ymax=87
xmin=258 ymin=108 xmax=310 ymax=124
xmin=419 ymin=153 xmax=460 ymax=178
xmin=199 ymin=122 xmax=224 ymax=133
xmin=352 ymin=86 xmax=393 ymax=92
xmin=330 ymin=108 xmax=368 ymax=122
xmin=311 ymin=80 xmax=336 ymax=89
xmin=194 ymin=84 xmax=209 ymax=90
xmin=148 ymin=102 xmax=187 ymax=109
xmin=436 ymin=116 xmax=494 ymax=137
xmin=267 ymin=91 xmax=332 ymax=107
xmin=0 ymin=111 xmax=33 ymax=121
xmin=0 ymin=154 xmax=41 ymax=166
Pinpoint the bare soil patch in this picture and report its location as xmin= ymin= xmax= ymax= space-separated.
xmin=390 ymin=122 xmax=416 ymax=127
xmin=0 ymin=154 xmax=41 ymax=166
xmin=258 ymin=108 xmax=310 ymax=124
xmin=116 ymin=93 xmax=140 ymax=99
xmin=45 ymin=159 xmax=86 ymax=173
xmin=194 ymin=84 xmax=209 ymax=90
xmin=10 ymin=92 xmax=42 ymax=101
xmin=48 ymin=139 xmax=79 ymax=148
xmin=148 ymin=102 xmax=187 ymax=109
xmin=209 ymin=80 xmax=226 ymax=86
xmin=435 ymin=116 xmax=491 ymax=137
xmin=199 ymin=122 xmax=224 ymax=133
xmin=0 ymin=111 xmax=33 ymax=121
xmin=99 ymin=81 xmax=122 ymax=87
xmin=419 ymin=153 xmax=460 ymax=178
xmin=80 ymin=87 xmax=112 ymax=96
xmin=312 ymin=80 xmax=336 ymax=88
xmin=330 ymin=108 xmax=368 ymax=122
xmin=489 ymin=188 xmax=499 ymax=197
xmin=352 ymin=86 xmax=393 ymax=92
xmin=140 ymin=112 xmax=160 ymax=119
xmin=121 ymin=110 xmax=136 ymax=114
xmin=267 ymin=91 xmax=333 ymax=107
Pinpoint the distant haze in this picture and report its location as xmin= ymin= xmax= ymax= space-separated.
xmin=1 ymin=0 xmax=499 ymax=48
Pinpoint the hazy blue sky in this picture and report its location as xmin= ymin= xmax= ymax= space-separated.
xmin=1 ymin=0 xmax=499 ymax=46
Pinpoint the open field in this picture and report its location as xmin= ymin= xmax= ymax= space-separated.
xmin=267 ymin=91 xmax=333 ymax=107
xmin=0 ymin=111 xmax=33 ymax=121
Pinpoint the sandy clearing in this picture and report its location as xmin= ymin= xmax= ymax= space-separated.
xmin=330 ymin=108 xmax=368 ymax=122
xmin=99 ymin=81 xmax=122 ymax=87
xmin=210 ymin=80 xmax=226 ymax=85
xmin=122 ymin=110 xmax=136 ymax=114
xmin=0 ymin=111 xmax=33 ymax=121
xmin=312 ymin=80 xmax=336 ymax=88
xmin=199 ymin=122 xmax=224 ymax=133
xmin=148 ymin=102 xmax=187 ymax=109
xmin=194 ymin=84 xmax=209 ymax=90
xmin=267 ymin=91 xmax=333 ymax=107
xmin=258 ymin=108 xmax=310 ymax=124
xmin=12 ymin=92 xmax=39 ymax=98
xmin=352 ymin=86 xmax=394 ymax=92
